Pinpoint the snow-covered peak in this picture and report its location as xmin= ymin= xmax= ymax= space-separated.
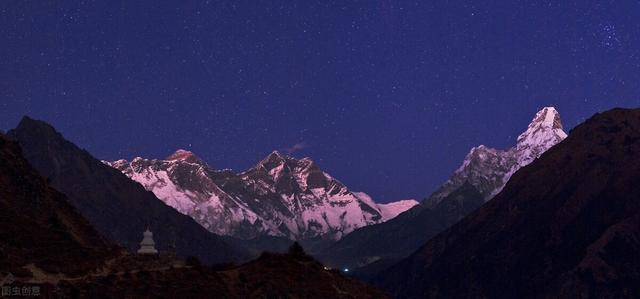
xmin=429 ymin=107 xmax=568 ymax=204
xmin=132 ymin=157 xmax=144 ymax=162
xmin=352 ymin=192 xmax=418 ymax=221
xmin=454 ymin=145 xmax=502 ymax=174
xmin=108 ymin=149 xmax=408 ymax=241
xmin=515 ymin=107 xmax=567 ymax=165
xmin=267 ymin=150 xmax=286 ymax=160
xmin=517 ymin=107 xmax=566 ymax=149
xmin=376 ymin=199 xmax=419 ymax=220
xmin=534 ymin=107 xmax=562 ymax=128
xmin=167 ymin=149 xmax=195 ymax=160
xmin=106 ymin=159 xmax=128 ymax=169
xmin=256 ymin=150 xmax=288 ymax=170
xmin=165 ymin=149 xmax=208 ymax=166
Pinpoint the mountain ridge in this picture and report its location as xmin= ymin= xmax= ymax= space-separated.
xmin=8 ymin=116 xmax=248 ymax=264
xmin=376 ymin=107 xmax=640 ymax=298
xmin=428 ymin=106 xmax=567 ymax=204
xmin=106 ymin=149 xmax=417 ymax=241
xmin=0 ymin=133 xmax=118 ymax=277
xmin=318 ymin=107 xmax=567 ymax=271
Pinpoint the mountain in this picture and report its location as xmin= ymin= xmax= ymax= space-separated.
xmin=318 ymin=182 xmax=483 ymax=271
xmin=428 ymin=106 xmax=567 ymax=204
xmin=0 ymin=133 xmax=387 ymax=297
xmin=7 ymin=117 xmax=247 ymax=265
xmin=0 ymin=133 xmax=117 ymax=277
xmin=106 ymin=150 xmax=417 ymax=241
xmin=360 ymin=193 xmax=419 ymax=220
xmin=318 ymin=107 xmax=567 ymax=271
xmin=0 ymin=130 xmax=386 ymax=298
xmin=376 ymin=108 xmax=640 ymax=298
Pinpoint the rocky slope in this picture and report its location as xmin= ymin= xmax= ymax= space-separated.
xmin=376 ymin=108 xmax=640 ymax=298
xmin=107 ymin=150 xmax=417 ymax=241
xmin=8 ymin=117 xmax=247 ymax=264
xmin=0 ymin=133 xmax=117 ymax=277
xmin=319 ymin=107 xmax=567 ymax=270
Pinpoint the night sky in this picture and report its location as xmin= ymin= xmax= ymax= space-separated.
xmin=1 ymin=1 xmax=639 ymax=203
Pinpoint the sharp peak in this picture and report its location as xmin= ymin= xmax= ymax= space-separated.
xmin=529 ymin=107 xmax=563 ymax=129
xmin=19 ymin=115 xmax=36 ymax=123
xmin=539 ymin=106 xmax=558 ymax=112
xmin=269 ymin=150 xmax=285 ymax=157
xmin=515 ymin=106 xmax=568 ymax=149
xmin=16 ymin=115 xmax=55 ymax=131
xmin=258 ymin=150 xmax=291 ymax=164
xmin=264 ymin=150 xmax=315 ymax=162
xmin=537 ymin=106 xmax=560 ymax=116
xmin=11 ymin=116 xmax=67 ymax=143
xmin=269 ymin=150 xmax=299 ymax=160
xmin=256 ymin=150 xmax=318 ymax=170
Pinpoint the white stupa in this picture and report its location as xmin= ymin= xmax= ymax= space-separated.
xmin=137 ymin=228 xmax=158 ymax=254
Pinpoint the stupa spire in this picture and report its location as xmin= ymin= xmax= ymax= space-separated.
xmin=137 ymin=227 xmax=158 ymax=254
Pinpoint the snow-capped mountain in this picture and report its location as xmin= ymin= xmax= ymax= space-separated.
xmin=319 ymin=107 xmax=568 ymax=269
xmin=428 ymin=107 xmax=567 ymax=206
xmin=106 ymin=151 xmax=415 ymax=240
xmin=107 ymin=150 xmax=273 ymax=238
xmin=356 ymin=192 xmax=418 ymax=220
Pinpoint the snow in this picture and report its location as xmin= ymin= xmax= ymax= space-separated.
xmin=430 ymin=107 xmax=568 ymax=204
xmin=377 ymin=199 xmax=419 ymax=220
xmin=109 ymin=157 xmax=279 ymax=237
xmin=103 ymin=108 xmax=567 ymax=241
xmin=352 ymin=192 xmax=417 ymax=221
xmin=106 ymin=150 xmax=411 ymax=240
xmin=166 ymin=149 xmax=195 ymax=161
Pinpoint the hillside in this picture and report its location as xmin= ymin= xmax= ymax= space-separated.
xmin=377 ymin=108 xmax=640 ymax=298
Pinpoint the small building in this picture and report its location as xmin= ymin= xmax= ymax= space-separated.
xmin=137 ymin=228 xmax=158 ymax=254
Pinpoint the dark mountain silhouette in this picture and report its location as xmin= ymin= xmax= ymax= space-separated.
xmin=376 ymin=108 xmax=640 ymax=298
xmin=0 ymin=133 xmax=117 ymax=277
xmin=8 ymin=116 xmax=248 ymax=265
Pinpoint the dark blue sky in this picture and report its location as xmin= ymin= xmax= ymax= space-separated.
xmin=1 ymin=1 xmax=639 ymax=202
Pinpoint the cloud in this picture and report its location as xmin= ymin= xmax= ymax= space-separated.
xmin=285 ymin=142 xmax=309 ymax=154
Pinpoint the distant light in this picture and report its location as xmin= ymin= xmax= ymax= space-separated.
xmin=343 ymin=268 xmax=349 ymax=272
xmin=323 ymin=266 xmax=330 ymax=270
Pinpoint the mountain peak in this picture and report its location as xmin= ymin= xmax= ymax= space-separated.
xmin=256 ymin=150 xmax=290 ymax=169
xmin=16 ymin=115 xmax=57 ymax=134
xmin=377 ymin=108 xmax=640 ymax=298
xmin=516 ymin=107 xmax=567 ymax=153
xmin=167 ymin=149 xmax=195 ymax=160
xmin=430 ymin=107 xmax=568 ymax=204
xmin=269 ymin=150 xmax=284 ymax=159
xmin=18 ymin=115 xmax=36 ymax=124
xmin=166 ymin=149 xmax=208 ymax=166
xmin=531 ymin=107 xmax=563 ymax=129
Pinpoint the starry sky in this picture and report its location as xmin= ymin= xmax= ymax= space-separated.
xmin=1 ymin=1 xmax=640 ymax=203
